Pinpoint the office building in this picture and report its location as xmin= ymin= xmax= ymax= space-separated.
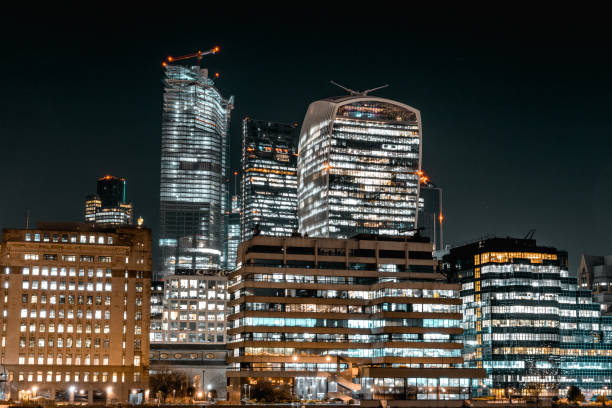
xmin=241 ymin=118 xmax=298 ymax=241
xmin=150 ymin=273 xmax=227 ymax=345
xmin=444 ymin=237 xmax=612 ymax=399
xmin=578 ymin=254 xmax=612 ymax=314
xmin=226 ymin=195 xmax=241 ymax=270
xmin=298 ymin=95 xmax=422 ymax=239
xmin=158 ymin=63 xmax=234 ymax=278
xmin=84 ymin=175 xmax=133 ymax=226
xmin=417 ymin=175 xmax=443 ymax=252
xmin=0 ymin=222 xmax=151 ymax=403
xmin=226 ymin=235 xmax=485 ymax=402
xmin=149 ymin=281 xmax=165 ymax=344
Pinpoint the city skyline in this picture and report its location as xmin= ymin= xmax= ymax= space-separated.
xmin=2 ymin=10 xmax=612 ymax=404
xmin=2 ymin=15 xmax=611 ymax=271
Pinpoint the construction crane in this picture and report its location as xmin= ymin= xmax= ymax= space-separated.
xmin=162 ymin=46 xmax=220 ymax=67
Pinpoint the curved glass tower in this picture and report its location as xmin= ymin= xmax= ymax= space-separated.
xmin=298 ymin=96 xmax=422 ymax=238
xmin=159 ymin=65 xmax=234 ymax=278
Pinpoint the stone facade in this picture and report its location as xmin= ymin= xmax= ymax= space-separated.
xmin=0 ymin=223 xmax=151 ymax=403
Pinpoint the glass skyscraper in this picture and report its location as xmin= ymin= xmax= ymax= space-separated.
xmin=159 ymin=64 xmax=234 ymax=278
xmin=298 ymin=96 xmax=422 ymax=238
xmin=241 ymin=118 xmax=298 ymax=241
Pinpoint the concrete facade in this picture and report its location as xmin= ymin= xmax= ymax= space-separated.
xmin=227 ymin=234 xmax=485 ymax=402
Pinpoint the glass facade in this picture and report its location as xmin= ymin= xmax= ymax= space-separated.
xmin=444 ymin=237 xmax=612 ymax=399
xmin=226 ymin=195 xmax=241 ymax=270
xmin=241 ymin=118 xmax=298 ymax=241
xmin=578 ymin=254 xmax=612 ymax=313
xmin=298 ymin=96 xmax=422 ymax=238
xmin=159 ymin=65 xmax=234 ymax=278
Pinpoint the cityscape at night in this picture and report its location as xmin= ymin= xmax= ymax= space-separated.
xmin=1 ymin=11 xmax=612 ymax=407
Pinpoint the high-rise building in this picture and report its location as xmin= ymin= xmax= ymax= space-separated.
xmin=84 ymin=175 xmax=133 ymax=226
xmin=578 ymin=254 xmax=612 ymax=314
xmin=417 ymin=176 xmax=443 ymax=252
xmin=226 ymin=234 xmax=485 ymax=402
xmin=0 ymin=222 xmax=151 ymax=403
xmin=241 ymin=118 xmax=298 ymax=241
xmin=158 ymin=63 xmax=234 ymax=278
xmin=226 ymin=195 xmax=241 ymax=270
xmin=444 ymin=237 xmax=612 ymax=399
xmin=298 ymin=95 xmax=422 ymax=239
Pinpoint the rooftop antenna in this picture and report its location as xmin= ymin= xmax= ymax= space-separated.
xmin=25 ymin=209 xmax=30 ymax=230
xmin=330 ymin=81 xmax=389 ymax=96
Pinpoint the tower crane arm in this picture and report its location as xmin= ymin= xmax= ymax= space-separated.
xmin=162 ymin=46 xmax=220 ymax=67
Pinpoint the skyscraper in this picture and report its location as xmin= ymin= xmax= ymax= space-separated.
xmin=241 ymin=118 xmax=299 ymax=241
xmin=158 ymin=64 xmax=234 ymax=278
xmin=84 ymin=175 xmax=133 ymax=225
xmin=298 ymin=95 xmax=422 ymax=238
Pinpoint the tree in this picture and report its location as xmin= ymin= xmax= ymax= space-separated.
xmin=207 ymin=389 xmax=218 ymax=401
xmin=149 ymin=368 xmax=192 ymax=402
xmin=250 ymin=380 xmax=292 ymax=403
xmin=567 ymin=386 xmax=584 ymax=403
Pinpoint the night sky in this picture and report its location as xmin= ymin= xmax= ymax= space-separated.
xmin=1 ymin=13 xmax=610 ymax=272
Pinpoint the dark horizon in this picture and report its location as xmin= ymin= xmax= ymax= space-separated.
xmin=1 ymin=12 xmax=611 ymax=271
